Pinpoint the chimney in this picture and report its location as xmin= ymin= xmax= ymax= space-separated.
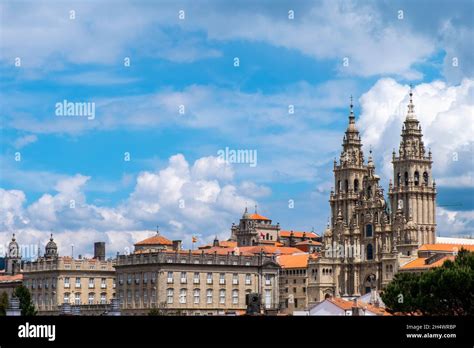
xmin=172 ymin=240 xmax=182 ymax=251
xmin=94 ymin=242 xmax=105 ymax=261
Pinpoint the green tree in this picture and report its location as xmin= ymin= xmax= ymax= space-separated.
xmin=13 ymin=285 xmax=37 ymax=316
xmin=382 ymin=249 xmax=474 ymax=315
xmin=0 ymin=291 xmax=9 ymax=316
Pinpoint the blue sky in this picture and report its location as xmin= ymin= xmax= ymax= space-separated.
xmin=0 ymin=0 xmax=473 ymax=258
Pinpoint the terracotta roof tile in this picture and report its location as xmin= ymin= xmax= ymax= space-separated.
xmin=135 ymin=235 xmax=173 ymax=246
xmin=276 ymin=253 xmax=310 ymax=268
xmin=237 ymin=246 xmax=301 ymax=255
xmin=418 ymin=243 xmax=474 ymax=252
xmin=400 ymin=255 xmax=455 ymax=270
xmin=249 ymin=213 xmax=270 ymax=221
xmin=279 ymin=230 xmax=319 ymax=239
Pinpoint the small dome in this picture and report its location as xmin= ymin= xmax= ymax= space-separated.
xmin=45 ymin=234 xmax=58 ymax=258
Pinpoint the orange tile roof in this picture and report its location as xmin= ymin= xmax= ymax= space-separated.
xmin=294 ymin=240 xmax=322 ymax=246
xmin=279 ymin=230 xmax=318 ymax=239
xmin=0 ymin=274 xmax=23 ymax=283
xmin=237 ymin=246 xmax=301 ymax=255
xmin=198 ymin=240 xmax=238 ymax=249
xmin=400 ymin=255 xmax=455 ymax=270
xmin=418 ymin=243 xmax=474 ymax=252
xmin=276 ymin=253 xmax=310 ymax=268
xmin=135 ymin=234 xmax=173 ymax=246
xmin=249 ymin=213 xmax=270 ymax=221
xmin=328 ymin=297 xmax=354 ymax=310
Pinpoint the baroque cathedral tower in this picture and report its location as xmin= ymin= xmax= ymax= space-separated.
xmin=308 ymin=90 xmax=436 ymax=302
xmin=389 ymin=88 xmax=437 ymax=252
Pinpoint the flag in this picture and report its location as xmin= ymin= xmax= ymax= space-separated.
xmin=192 ymin=236 xmax=198 ymax=243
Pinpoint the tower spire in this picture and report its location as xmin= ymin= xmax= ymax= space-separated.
xmin=407 ymin=84 xmax=416 ymax=119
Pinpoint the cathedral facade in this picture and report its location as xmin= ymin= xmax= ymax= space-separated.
xmin=308 ymin=90 xmax=437 ymax=302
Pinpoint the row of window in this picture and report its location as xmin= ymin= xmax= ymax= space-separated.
xmin=119 ymin=288 xmax=274 ymax=307
xmin=62 ymin=292 xmax=109 ymax=305
xmin=396 ymin=171 xmax=429 ymax=186
xmin=27 ymin=277 xmax=112 ymax=290
xmin=280 ymin=269 xmax=306 ymax=276
xmin=118 ymin=272 xmax=270 ymax=286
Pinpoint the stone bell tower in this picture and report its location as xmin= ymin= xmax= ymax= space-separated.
xmin=389 ymin=88 xmax=436 ymax=246
xmin=329 ymin=97 xmax=367 ymax=228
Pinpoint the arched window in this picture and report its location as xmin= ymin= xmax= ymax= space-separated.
xmin=366 ymin=224 xmax=373 ymax=237
xmin=337 ymin=180 xmax=341 ymax=193
xmin=367 ymin=244 xmax=373 ymax=260
xmin=266 ymin=233 xmax=269 ymax=240
xmin=354 ymin=179 xmax=359 ymax=192
xmin=404 ymin=172 xmax=409 ymax=186
xmin=423 ymin=172 xmax=429 ymax=185
xmin=344 ymin=180 xmax=349 ymax=192
xmin=367 ymin=186 xmax=372 ymax=198
xmin=397 ymin=173 xmax=401 ymax=186
xmin=414 ymin=171 xmax=420 ymax=186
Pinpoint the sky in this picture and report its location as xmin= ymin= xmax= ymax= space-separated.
xmin=0 ymin=0 xmax=473 ymax=258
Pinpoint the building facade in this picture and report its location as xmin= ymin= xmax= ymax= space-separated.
xmin=308 ymin=92 xmax=437 ymax=303
xmin=22 ymin=235 xmax=115 ymax=315
xmin=115 ymin=248 xmax=280 ymax=315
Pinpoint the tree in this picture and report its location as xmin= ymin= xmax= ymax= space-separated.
xmin=382 ymin=249 xmax=474 ymax=315
xmin=0 ymin=292 xmax=8 ymax=316
xmin=13 ymin=285 xmax=37 ymax=316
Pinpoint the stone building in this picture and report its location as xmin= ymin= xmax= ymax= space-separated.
xmin=308 ymin=91 xmax=437 ymax=303
xmin=115 ymin=233 xmax=280 ymax=315
xmin=22 ymin=235 xmax=115 ymax=315
xmin=277 ymin=253 xmax=317 ymax=315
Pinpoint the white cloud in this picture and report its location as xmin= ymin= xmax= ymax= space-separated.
xmin=358 ymin=78 xmax=474 ymax=187
xmin=13 ymin=134 xmax=37 ymax=149
xmin=0 ymin=154 xmax=261 ymax=256
xmin=437 ymin=207 xmax=474 ymax=238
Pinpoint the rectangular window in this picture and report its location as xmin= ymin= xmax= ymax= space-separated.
xmin=194 ymin=289 xmax=200 ymax=304
xmin=167 ymin=289 xmax=174 ymax=304
xmin=180 ymin=272 xmax=187 ymax=284
xmin=232 ymin=290 xmax=238 ymax=304
xmin=193 ymin=272 xmax=200 ymax=284
xmin=206 ymin=289 xmax=213 ymax=304
xmin=167 ymin=271 xmax=173 ymax=284
xmin=219 ymin=289 xmax=225 ymax=304
xmin=119 ymin=274 xmax=124 ymax=285
xmin=89 ymin=278 xmax=94 ymax=289
xmin=232 ymin=273 xmax=238 ymax=285
xmin=219 ymin=273 xmax=225 ymax=285
xmin=64 ymin=277 xmax=70 ymax=288
xmin=143 ymin=272 xmax=148 ymax=284
xmin=101 ymin=278 xmax=106 ymax=289
xmin=207 ymin=273 xmax=213 ymax=284
xmin=265 ymin=274 xmax=271 ymax=286
xmin=75 ymin=293 xmax=81 ymax=305
xmin=63 ymin=293 xmax=70 ymax=304
xmin=151 ymin=272 xmax=156 ymax=284
xmin=134 ymin=273 xmax=140 ymax=284
xmin=127 ymin=274 xmax=132 ymax=285
xmin=179 ymin=289 xmax=187 ymax=304
xmin=100 ymin=293 xmax=106 ymax=305
xmin=75 ymin=277 xmax=81 ymax=288
xmin=127 ymin=290 xmax=132 ymax=304
xmin=134 ymin=291 xmax=140 ymax=306
xmin=265 ymin=289 xmax=272 ymax=309
xmin=143 ymin=290 xmax=148 ymax=305
xmin=88 ymin=293 xmax=94 ymax=305
xmin=245 ymin=274 xmax=251 ymax=285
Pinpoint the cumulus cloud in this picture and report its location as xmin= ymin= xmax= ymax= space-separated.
xmin=13 ymin=134 xmax=37 ymax=149
xmin=358 ymin=78 xmax=474 ymax=186
xmin=0 ymin=154 xmax=261 ymax=257
xmin=436 ymin=207 xmax=474 ymax=238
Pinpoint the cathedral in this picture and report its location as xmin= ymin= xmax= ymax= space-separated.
xmin=308 ymin=90 xmax=437 ymax=301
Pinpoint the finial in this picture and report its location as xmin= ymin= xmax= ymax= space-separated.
xmin=254 ymin=204 xmax=258 ymax=214
xmin=156 ymin=225 xmax=160 ymax=235
xmin=50 ymin=233 xmax=53 ymax=241
xmin=350 ymin=95 xmax=353 ymax=110
xmin=12 ymin=233 xmax=15 ymax=241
